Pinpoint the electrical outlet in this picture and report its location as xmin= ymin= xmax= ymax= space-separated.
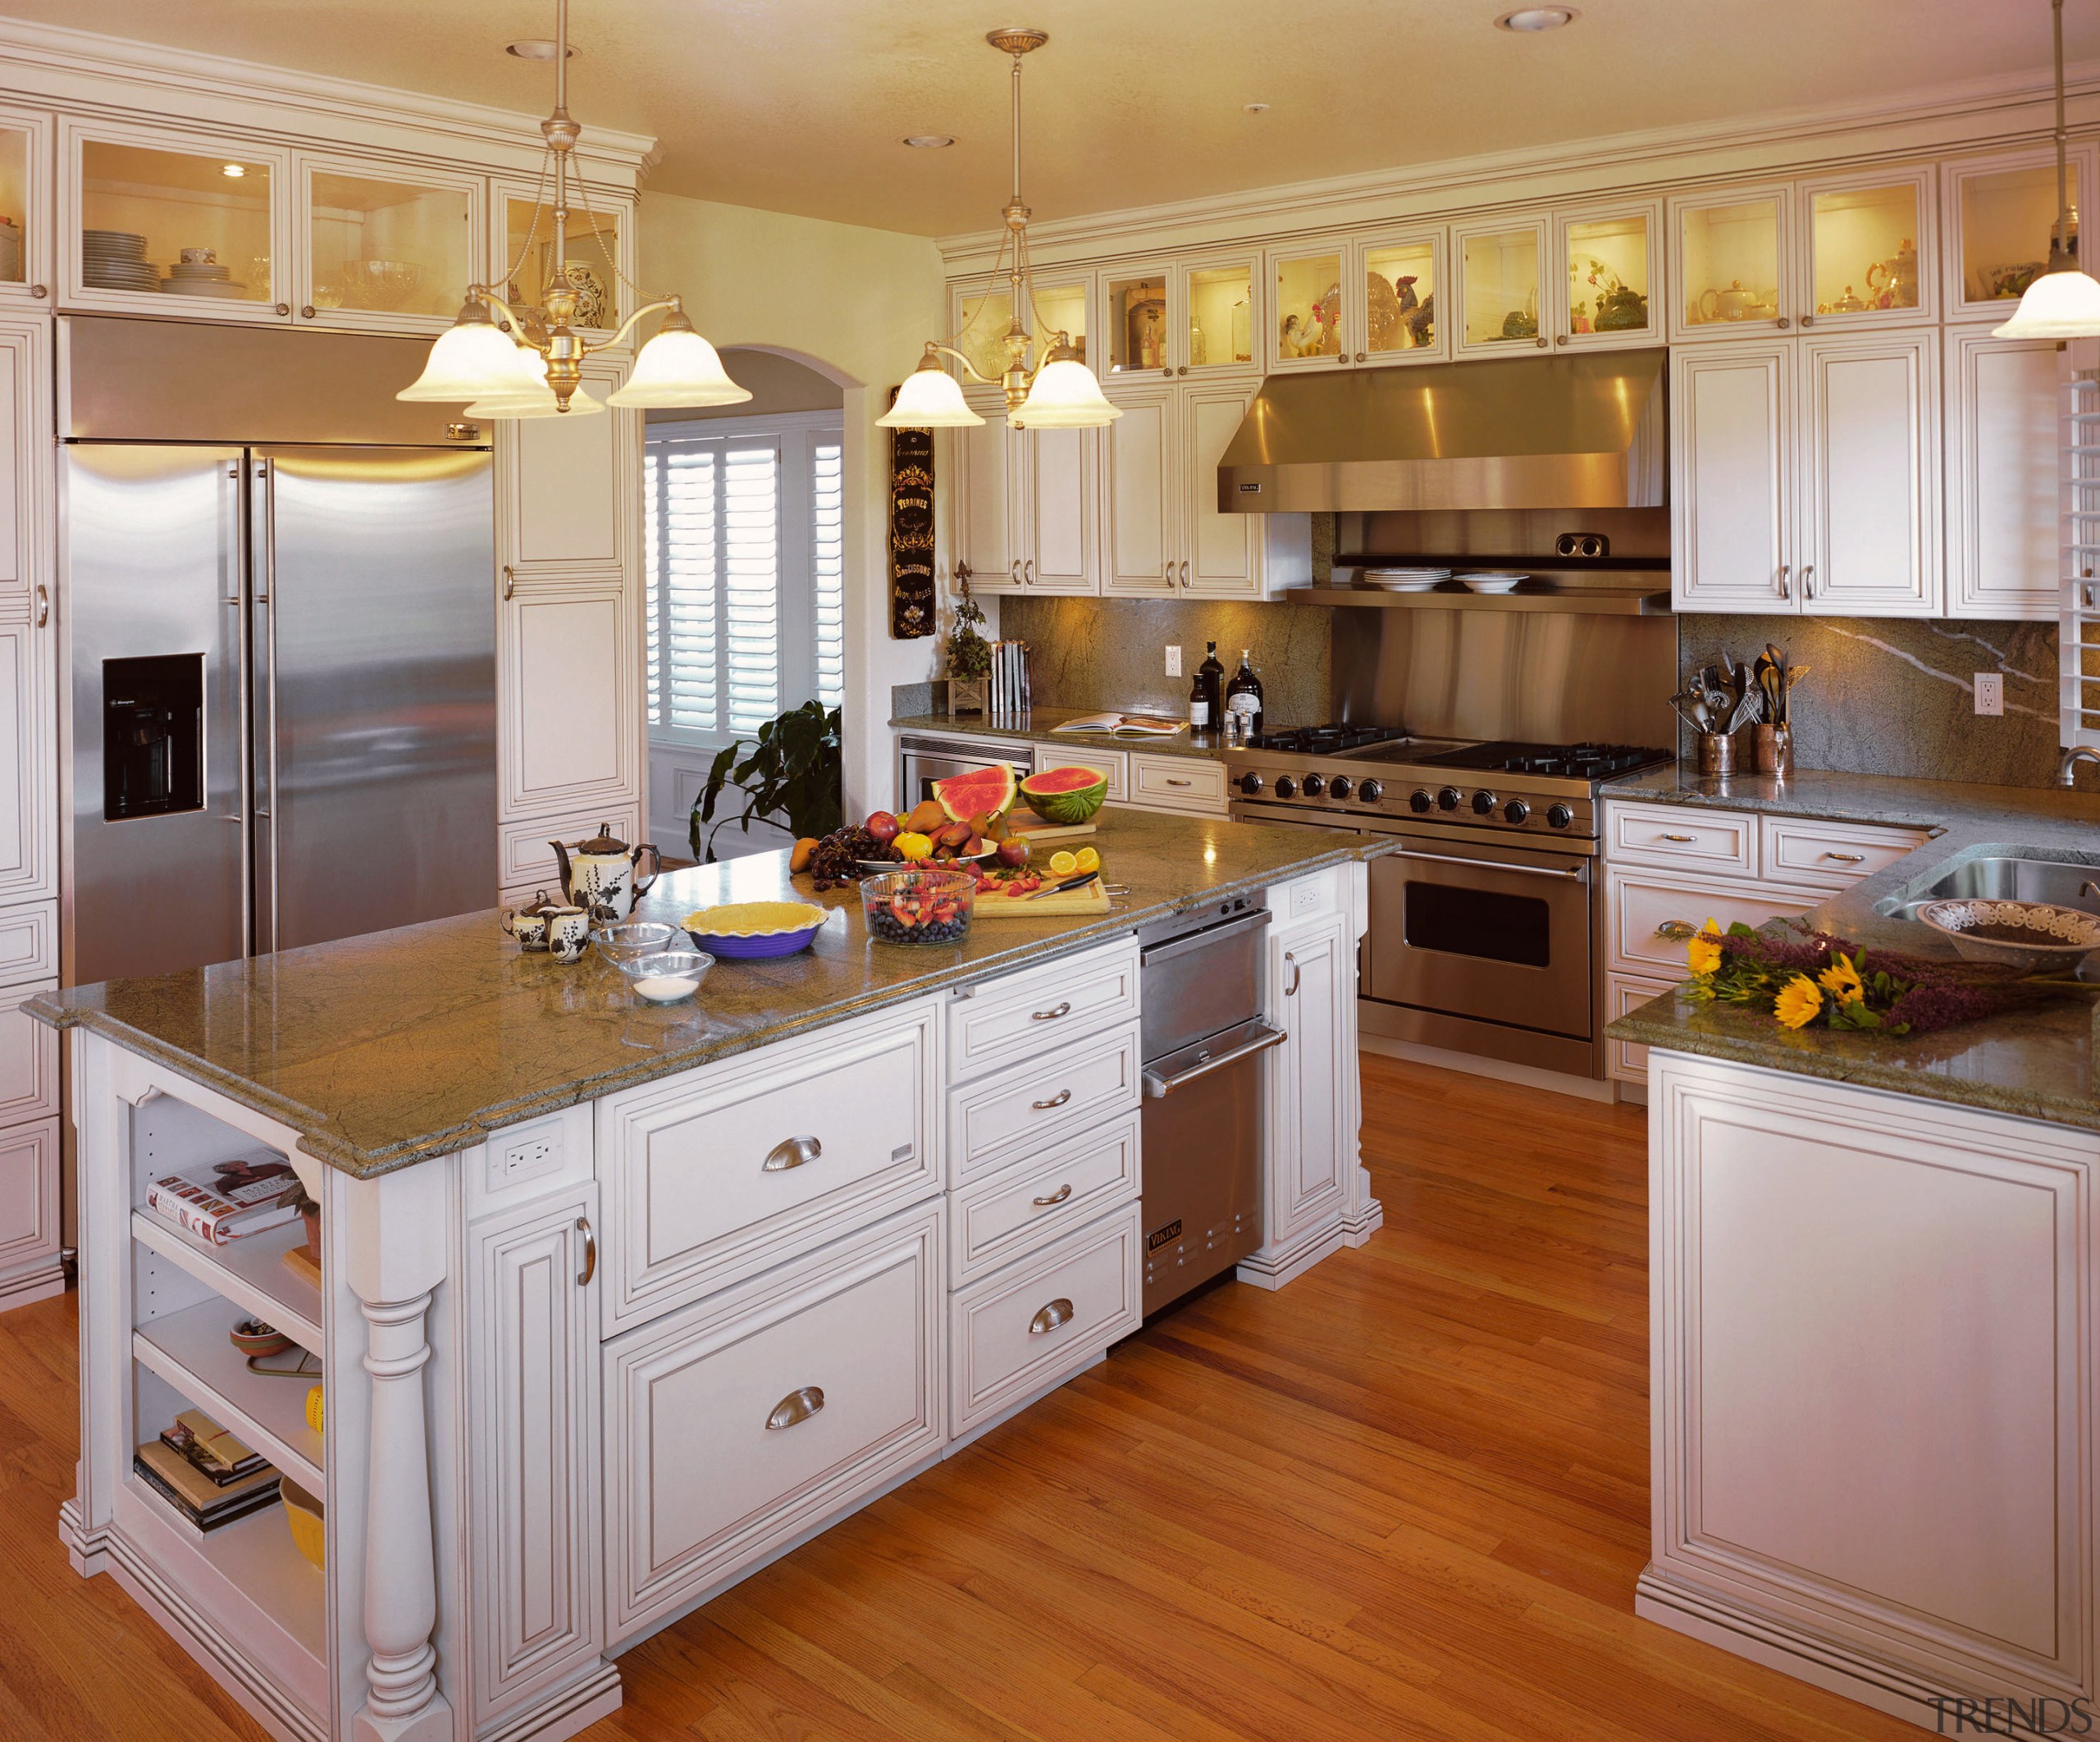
xmin=495 ymin=1131 xmax=560 ymax=1188
xmin=1975 ymin=673 xmax=2004 ymax=717
xmin=1165 ymin=645 xmax=1182 ymax=678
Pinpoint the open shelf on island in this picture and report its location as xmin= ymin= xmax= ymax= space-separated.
xmin=133 ymin=1297 xmax=324 ymax=1493
xmin=131 ymin=1211 xmax=323 ymax=1351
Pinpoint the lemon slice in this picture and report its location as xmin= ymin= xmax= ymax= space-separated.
xmin=1074 ymin=846 xmax=1101 ymax=874
xmin=1048 ymin=849 xmax=1080 ymax=878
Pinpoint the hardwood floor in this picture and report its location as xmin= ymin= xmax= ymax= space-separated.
xmin=0 ymin=1056 xmax=1920 ymax=1740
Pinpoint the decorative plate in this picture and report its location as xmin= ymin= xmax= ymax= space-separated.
xmin=1915 ymin=897 xmax=2100 ymax=970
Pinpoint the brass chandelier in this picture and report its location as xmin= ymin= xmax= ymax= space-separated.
xmin=399 ymin=0 xmax=748 ymax=417
xmin=879 ymin=29 xmax=1121 ymax=431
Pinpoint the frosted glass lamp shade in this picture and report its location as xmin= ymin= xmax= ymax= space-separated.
xmin=878 ymin=355 xmax=985 ymax=428
xmin=1993 ymin=259 xmax=2100 ymax=338
xmin=1012 ymin=357 xmax=1122 ymax=429
xmin=398 ymin=303 xmax=541 ymax=402
xmin=464 ymin=350 xmax=605 ymax=418
xmin=606 ymin=321 xmax=751 ymax=408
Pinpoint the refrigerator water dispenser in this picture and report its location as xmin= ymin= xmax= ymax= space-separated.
xmin=102 ymin=654 xmax=203 ymax=821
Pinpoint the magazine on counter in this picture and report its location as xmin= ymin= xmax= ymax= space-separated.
xmin=1050 ymin=712 xmax=1189 ymax=738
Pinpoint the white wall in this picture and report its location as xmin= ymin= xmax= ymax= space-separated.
xmin=637 ymin=190 xmax=948 ymax=831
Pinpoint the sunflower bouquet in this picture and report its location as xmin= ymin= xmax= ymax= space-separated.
xmin=1684 ymin=919 xmax=2089 ymax=1036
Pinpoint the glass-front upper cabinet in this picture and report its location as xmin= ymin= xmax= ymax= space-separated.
xmin=1554 ymin=201 xmax=1659 ymax=349
xmin=1100 ymin=257 xmax=1256 ymax=379
xmin=295 ymin=155 xmax=482 ymax=331
xmin=1453 ymin=215 xmax=1548 ymax=358
xmin=1180 ymin=257 xmax=1254 ymax=374
xmin=64 ymin=121 xmax=291 ymax=320
xmin=949 ymin=271 xmax=1091 ymax=390
xmin=1796 ymin=165 xmax=1936 ymax=329
xmin=1355 ymin=229 xmax=1445 ymax=364
xmin=1269 ymin=242 xmax=1346 ymax=371
xmin=1942 ymin=143 xmax=2099 ymax=321
xmin=0 ymin=107 xmax=50 ymax=304
xmin=1102 ymin=267 xmax=1172 ymax=379
xmin=491 ymin=176 xmax=636 ymax=340
xmin=1669 ymin=185 xmax=1793 ymax=340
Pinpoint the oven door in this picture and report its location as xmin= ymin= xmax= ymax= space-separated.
xmin=1365 ymin=828 xmax=1593 ymax=1040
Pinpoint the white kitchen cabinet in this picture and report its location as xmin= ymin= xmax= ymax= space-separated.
xmin=1180 ymin=382 xmax=1264 ymax=598
xmin=949 ymin=415 xmax=1015 ymax=592
xmin=0 ymin=613 xmax=54 ymax=906
xmin=1668 ymin=182 xmax=1796 ymax=342
xmin=1267 ymin=237 xmax=1350 ymax=372
xmin=291 ymin=149 xmax=484 ymax=335
xmin=500 ymin=577 xmax=640 ymax=821
xmin=1670 ymin=342 xmax=1793 ymax=613
xmin=1098 ymin=381 xmax=1176 ymax=596
xmin=1353 ymin=226 xmax=1449 ymax=365
xmin=1013 ymin=424 xmax=1095 ymax=594
xmin=1553 ymin=197 xmax=1664 ymax=351
xmin=0 ymin=314 xmax=50 ymax=615
xmin=1793 ymin=162 xmax=1937 ymax=333
xmin=1100 ymin=255 xmax=1258 ymax=381
xmin=0 ymin=977 xmax=56 ymax=1127
xmin=0 ymin=106 xmax=52 ymax=308
xmin=466 ymin=1186 xmax=604 ymax=1731
xmin=1263 ymin=914 xmax=1350 ymax=1247
xmin=501 ymin=358 xmax=636 ymax=578
xmin=0 ymin=1115 xmax=58 ymax=1305
xmin=489 ymin=176 xmax=638 ymax=344
xmin=1944 ymin=328 xmax=2059 ymax=620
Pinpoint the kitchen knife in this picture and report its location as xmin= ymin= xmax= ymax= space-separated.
xmin=1027 ymin=869 xmax=1102 ymax=901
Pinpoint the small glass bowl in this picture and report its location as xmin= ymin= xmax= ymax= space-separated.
xmin=861 ymin=868 xmax=977 ymax=946
xmin=592 ymin=921 xmax=678 ymax=969
xmin=609 ymin=949 xmax=714 ymax=1002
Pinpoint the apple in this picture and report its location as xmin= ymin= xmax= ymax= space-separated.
xmin=864 ymin=810 xmax=901 ymax=845
xmin=996 ymin=837 xmax=1030 ymax=869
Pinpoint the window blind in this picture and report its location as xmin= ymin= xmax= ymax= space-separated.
xmin=813 ymin=441 xmax=845 ymax=708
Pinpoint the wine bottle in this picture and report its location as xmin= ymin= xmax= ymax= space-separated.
xmin=1197 ymin=642 xmax=1225 ymax=732
xmin=1226 ymin=648 xmax=1264 ymax=736
xmin=1187 ymin=671 xmax=1210 ymax=731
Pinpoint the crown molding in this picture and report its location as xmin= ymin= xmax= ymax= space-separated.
xmin=0 ymin=16 xmax=658 ymax=183
xmin=938 ymin=56 xmax=2100 ymax=268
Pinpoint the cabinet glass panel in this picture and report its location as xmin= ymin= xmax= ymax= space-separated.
xmin=1809 ymin=182 xmax=1920 ymax=317
xmin=1032 ymin=278 xmax=1089 ymax=366
xmin=1364 ymin=239 xmax=1436 ymax=354
xmin=502 ymin=196 xmax=619 ymax=330
xmin=80 ymin=141 xmax=273 ymax=303
xmin=1565 ymin=212 xmax=1653 ymax=337
xmin=1679 ymin=197 xmax=1783 ymax=328
xmin=1186 ymin=262 xmax=1253 ymax=368
xmin=1274 ymin=249 xmax=1343 ymax=360
xmin=0 ymin=127 xmax=28 ymax=285
xmin=1959 ymin=162 xmax=2078 ymax=308
xmin=308 ymin=171 xmax=469 ymax=320
xmin=1105 ymin=271 xmax=1169 ymax=375
xmin=955 ymin=288 xmax=1015 ymax=382
xmin=1462 ymin=227 xmax=1541 ymax=345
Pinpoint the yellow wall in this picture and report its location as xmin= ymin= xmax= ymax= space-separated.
xmin=638 ymin=189 xmax=948 ymax=818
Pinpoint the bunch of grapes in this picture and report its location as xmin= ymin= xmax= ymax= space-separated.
xmin=805 ymin=827 xmax=901 ymax=892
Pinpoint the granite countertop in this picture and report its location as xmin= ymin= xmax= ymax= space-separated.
xmin=1603 ymin=764 xmax=2100 ymax=1131
xmin=890 ymin=707 xmax=1227 ymax=762
xmin=30 ymin=810 xmax=1378 ymax=1179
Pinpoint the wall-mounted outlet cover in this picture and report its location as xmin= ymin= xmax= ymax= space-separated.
xmin=1974 ymin=673 xmax=2004 ymax=717
xmin=1165 ymin=645 xmax=1182 ymax=677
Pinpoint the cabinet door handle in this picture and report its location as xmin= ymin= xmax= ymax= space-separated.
xmin=29 ymin=284 xmax=44 ymax=299
xmin=763 ymin=1135 xmax=822 ymax=1172
xmin=1355 ymin=352 xmax=1367 ymax=363
xmin=1661 ymin=832 xmax=1695 ymax=842
xmin=1166 ymin=777 xmax=1192 ymax=787
xmin=500 ymin=563 xmax=516 ymax=601
xmin=575 ymin=1216 xmax=597 ymax=1287
xmin=300 ymin=305 xmax=316 ymax=320
xmin=1024 ymin=559 xmax=1034 ymax=585
xmin=33 ymin=583 xmax=48 ymax=627
xmin=1029 ymin=1298 xmax=1075 ymax=1335
xmin=1535 ymin=335 xmax=1549 ymax=348
xmin=1655 ymin=920 xmax=1697 ymax=942
xmin=1031 ymin=1183 xmax=1073 ymax=1207
xmin=1030 ymin=1088 xmax=1071 ymax=1111
xmin=1011 ymin=559 xmax=1020 ymax=583
xmin=1800 ymin=313 xmax=1815 ymax=327
xmin=1823 ymin=850 xmax=1866 ymax=864
xmin=1802 ymin=563 xmax=1816 ymax=600
xmin=1555 ymin=333 xmax=1569 ymax=345
xmin=1777 ymin=316 xmax=1792 ymax=329
xmin=1777 ymin=563 xmax=1792 ymax=600
xmin=1285 ymin=951 xmax=1301 ymax=996
xmin=765 ymin=1385 xmax=825 ymax=1430
xmin=1179 ymin=560 xmax=1189 ymax=586
xmin=1031 ymin=1001 xmax=1071 ymax=1022
xmin=273 ymin=302 xmax=290 ymax=317
xmin=1177 ymin=364 xmax=1189 ymax=376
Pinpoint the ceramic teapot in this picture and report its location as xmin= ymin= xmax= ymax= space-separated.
xmin=1866 ymin=239 xmax=1919 ymax=308
xmin=550 ymin=822 xmax=661 ymax=920
xmin=1699 ymin=280 xmax=1759 ymax=322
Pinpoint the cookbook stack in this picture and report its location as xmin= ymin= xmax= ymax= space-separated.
xmin=134 ymin=1407 xmax=281 ymax=1535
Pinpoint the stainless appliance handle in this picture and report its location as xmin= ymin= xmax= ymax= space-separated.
xmin=1392 ymin=847 xmax=1586 ymax=882
xmin=1142 ymin=1022 xmax=1287 ymax=1098
xmin=231 ymin=460 xmax=253 ymax=950
xmin=258 ymin=457 xmax=280 ymax=952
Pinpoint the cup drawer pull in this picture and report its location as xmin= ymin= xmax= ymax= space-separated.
xmin=1031 ymin=1183 xmax=1073 ymax=1206
xmin=1032 ymin=1001 xmax=1071 ymax=1021
xmin=1660 ymin=832 xmax=1696 ymax=843
xmin=1029 ymin=1298 xmax=1075 ymax=1335
xmin=765 ymin=1386 xmax=825 ymax=1430
xmin=1822 ymin=850 xmax=1866 ymax=864
xmin=1031 ymin=1088 xmax=1072 ymax=1111
xmin=763 ymin=1135 xmax=822 ymax=1172
xmin=1655 ymin=920 xmax=1697 ymax=942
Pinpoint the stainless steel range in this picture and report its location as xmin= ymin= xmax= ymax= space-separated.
xmin=1229 ymin=727 xmax=1672 ymax=1078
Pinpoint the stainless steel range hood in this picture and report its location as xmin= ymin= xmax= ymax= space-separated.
xmin=1218 ymin=348 xmax=1666 ymax=513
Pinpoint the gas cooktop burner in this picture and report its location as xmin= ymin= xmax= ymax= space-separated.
xmin=1410 ymin=740 xmax=1673 ymax=780
xmin=1243 ymin=723 xmax=1410 ymax=755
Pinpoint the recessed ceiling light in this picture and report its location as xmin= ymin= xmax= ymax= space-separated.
xmin=1244 ymin=103 xmax=1271 ymax=115
xmin=1495 ymin=6 xmax=1578 ymax=30
xmin=902 ymin=135 xmax=956 ymax=149
xmin=221 ymin=163 xmax=246 ymax=178
xmin=505 ymin=39 xmax=574 ymax=60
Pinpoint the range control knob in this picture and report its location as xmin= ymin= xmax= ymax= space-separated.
xmin=1328 ymin=775 xmax=1353 ymax=800
xmin=1274 ymin=775 xmax=1297 ymax=800
xmin=1436 ymin=787 xmax=1462 ymax=812
xmin=1302 ymin=773 xmax=1325 ymax=797
xmin=1546 ymin=802 xmax=1574 ymax=829
xmin=1471 ymin=790 xmax=1497 ymax=816
xmin=1408 ymin=788 xmax=1433 ymax=814
xmin=1503 ymin=799 xmax=1531 ymax=825
xmin=1359 ymin=779 xmax=1384 ymax=804
xmin=1237 ymin=773 xmax=1263 ymax=796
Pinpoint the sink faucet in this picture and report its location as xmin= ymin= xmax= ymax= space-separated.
xmin=2060 ymin=746 xmax=2100 ymax=787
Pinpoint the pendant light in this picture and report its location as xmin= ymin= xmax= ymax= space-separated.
xmin=879 ymin=30 xmax=1120 ymax=431
xmin=399 ymin=0 xmax=749 ymax=415
xmin=1995 ymin=0 xmax=2100 ymax=338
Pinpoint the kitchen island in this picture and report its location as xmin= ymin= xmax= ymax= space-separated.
xmin=31 ymin=810 xmax=1382 ymax=1742
xmin=1605 ymin=768 xmax=2100 ymax=1733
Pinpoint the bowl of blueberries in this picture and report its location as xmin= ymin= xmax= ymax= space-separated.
xmin=860 ymin=867 xmax=976 ymax=946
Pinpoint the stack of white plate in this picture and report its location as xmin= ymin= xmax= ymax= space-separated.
xmin=1362 ymin=567 xmax=1452 ymax=592
xmin=1459 ymin=572 xmax=1527 ymax=594
xmin=82 ymin=230 xmax=159 ymax=293
xmin=162 ymin=254 xmax=248 ymax=300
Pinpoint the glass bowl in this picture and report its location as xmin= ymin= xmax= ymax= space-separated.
xmin=609 ymin=949 xmax=714 ymax=1002
xmin=592 ymin=921 xmax=678 ymax=968
xmin=861 ymin=868 xmax=976 ymax=945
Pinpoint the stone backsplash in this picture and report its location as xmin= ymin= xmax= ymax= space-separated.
xmin=1678 ymin=616 xmax=2079 ymax=791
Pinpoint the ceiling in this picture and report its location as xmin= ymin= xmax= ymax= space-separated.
xmin=16 ymin=2 xmax=2091 ymax=236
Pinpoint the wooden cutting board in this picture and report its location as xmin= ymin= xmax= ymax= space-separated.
xmin=971 ymin=880 xmax=1113 ymax=919
xmin=1007 ymin=816 xmax=1098 ymax=843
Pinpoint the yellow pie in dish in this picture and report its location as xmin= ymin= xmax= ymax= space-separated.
xmin=680 ymin=901 xmax=829 ymax=959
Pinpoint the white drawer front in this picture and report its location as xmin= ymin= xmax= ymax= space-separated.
xmin=1607 ymin=871 xmax=1817 ymax=978
xmin=945 ymin=936 xmax=1139 ymax=1084
xmin=605 ymin=1205 xmax=943 ymax=1641
xmin=601 ymin=999 xmax=940 ymax=1331
xmin=1759 ymin=815 xmax=1928 ymax=891
xmin=0 ymin=1116 xmax=58 ymax=1277
xmin=0 ymin=901 xmax=55 ymax=989
xmin=947 ymin=1020 xmax=1143 ymax=1187
xmin=0 ymin=978 xmax=56 ymax=1127
xmin=950 ymin=1110 xmax=1141 ymax=1288
xmin=951 ymin=1202 xmax=1142 ymax=1436
xmin=1606 ymin=803 xmax=1755 ymax=875
xmin=1606 ymin=972 xmax=1677 ymax=1085
xmin=499 ymin=807 xmax=641 ymax=900
xmin=1029 ymin=742 xmax=1128 ymax=804
xmin=1129 ymin=755 xmax=1229 ymax=814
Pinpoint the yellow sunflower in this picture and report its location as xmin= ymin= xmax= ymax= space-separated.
xmin=1817 ymin=954 xmax=1864 ymax=1005
xmin=1684 ymin=919 xmax=1724 ymax=978
xmin=1773 ymin=974 xmax=1824 ymax=1029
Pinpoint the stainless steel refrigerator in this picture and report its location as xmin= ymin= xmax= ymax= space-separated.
xmin=61 ymin=316 xmax=497 ymax=986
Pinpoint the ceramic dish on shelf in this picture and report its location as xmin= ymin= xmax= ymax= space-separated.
xmin=680 ymin=900 xmax=828 ymax=960
xmin=1459 ymin=572 xmax=1527 ymax=594
xmin=1914 ymin=897 xmax=2100 ymax=972
xmin=162 ymin=279 xmax=249 ymax=299
xmin=1362 ymin=567 xmax=1451 ymax=592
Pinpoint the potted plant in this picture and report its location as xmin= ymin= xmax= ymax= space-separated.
xmin=691 ymin=700 xmax=843 ymax=863
xmin=944 ymin=570 xmax=991 ymax=718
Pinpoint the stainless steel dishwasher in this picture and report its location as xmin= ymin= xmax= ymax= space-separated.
xmin=1137 ymin=897 xmax=1287 ymax=1316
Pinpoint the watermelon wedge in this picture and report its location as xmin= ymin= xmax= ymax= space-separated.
xmin=934 ymin=762 xmax=1018 ymax=823
xmin=1018 ymin=764 xmax=1109 ymax=826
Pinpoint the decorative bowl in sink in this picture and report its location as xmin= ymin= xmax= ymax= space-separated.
xmin=1915 ymin=897 xmax=2100 ymax=972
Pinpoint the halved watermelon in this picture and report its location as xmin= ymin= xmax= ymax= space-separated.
xmin=934 ymin=762 xmax=1018 ymax=823
xmin=1018 ymin=764 xmax=1109 ymax=826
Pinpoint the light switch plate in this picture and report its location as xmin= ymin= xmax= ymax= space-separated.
xmin=1974 ymin=673 xmax=2003 ymax=716
xmin=1165 ymin=645 xmax=1182 ymax=678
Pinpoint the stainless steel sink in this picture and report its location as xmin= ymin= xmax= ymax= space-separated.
xmin=1879 ymin=850 xmax=2100 ymax=919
